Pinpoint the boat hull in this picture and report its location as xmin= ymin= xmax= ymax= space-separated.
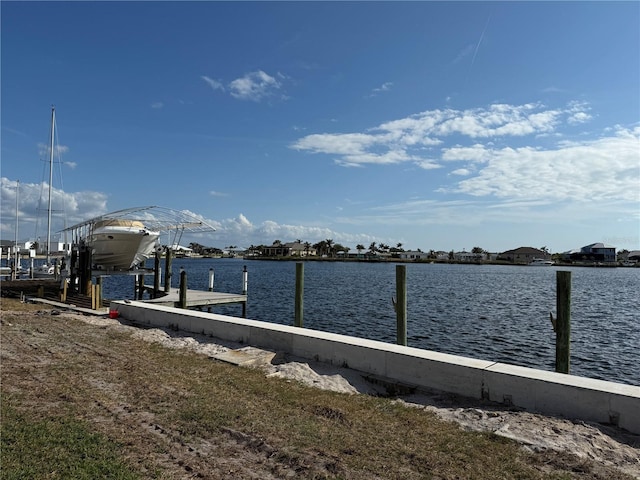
xmin=88 ymin=222 xmax=159 ymax=270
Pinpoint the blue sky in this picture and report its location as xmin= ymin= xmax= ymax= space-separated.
xmin=2 ymin=1 xmax=639 ymax=253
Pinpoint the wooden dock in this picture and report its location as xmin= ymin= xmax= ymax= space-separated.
xmin=143 ymin=288 xmax=247 ymax=312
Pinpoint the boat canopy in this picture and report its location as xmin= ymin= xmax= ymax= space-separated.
xmin=63 ymin=206 xmax=216 ymax=248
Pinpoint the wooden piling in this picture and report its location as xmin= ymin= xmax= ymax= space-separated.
xmin=164 ymin=248 xmax=173 ymax=293
xmin=396 ymin=265 xmax=407 ymax=346
xmin=153 ymin=251 xmax=161 ymax=297
xmin=179 ymin=269 xmax=187 ymax=309
xmin=96 ymin=276 xmax=103 ymax=309
xmin=137 ymin=274 xmax=144 ymax=300
xmin=241 ymin=266 xmax=248 ymax=317
xmin=556 ymin=271 xmax=571 ymax=374
xmin=295 ymin=262 xmax=304 ymax=328
xmin=208 ymin=268 xmax=214 ymax=291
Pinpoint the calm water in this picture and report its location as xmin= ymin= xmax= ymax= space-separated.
xmin=101 ymin=258 xmax=639 ymax=386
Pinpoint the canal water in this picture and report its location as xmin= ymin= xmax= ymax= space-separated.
xmin=101 ymin=258 xmax=639 ymax=387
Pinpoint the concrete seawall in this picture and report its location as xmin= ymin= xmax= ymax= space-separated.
xmin=111 ymin=300 xmax=640 ymax=434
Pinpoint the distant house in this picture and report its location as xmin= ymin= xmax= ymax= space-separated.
xmin=397 ymin=251 xmax=429 ymax=261
xmin=498 ymin=247 xmax=550 ymax=264
xmin=262 ymin=241 xmax=315 ymax=257
xmin=167 ymin=244 xmax=194 ymax=257
xmin=454 ymin=251 xmax=484 ymax=262
xmin=627 ymin=250 xmax=640 ymax=261
xmin=562 ymin=243 xmax=616 ymax=263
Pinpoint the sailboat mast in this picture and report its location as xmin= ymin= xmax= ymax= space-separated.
xmin=46 ymin=106 xmax=55 ymax=264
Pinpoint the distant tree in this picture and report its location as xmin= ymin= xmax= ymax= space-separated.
xmin=471 ymin=246 xmax=484 ymax=254
xmin=313 ymin=240 xmax=327 ymax=256
xmin=356 ymin=244 xmax=365 ymax=254
xmin=325 ymin=238 xmax=334 ymax=257
xmin=428 ymin=249 xmax=436 ymax=259
xmin=396 ymin=242 xmax=403 ymax=251
xmin=273 ymin=239 xmax=282 ymax=245
xmin=540 ymin=246 xmax=550 ymax=254
xmin=334 ymin=244 xmax=348 ymax=258
xmin=448 ymin=250 xmax=454 ymax=261
xmin=369 ymin=242 xmax=377 ymax=254
xmin=304 ymin=242 xmax=311 ymax=256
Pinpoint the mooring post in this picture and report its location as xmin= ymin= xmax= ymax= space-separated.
xmin=69 ymin=247 xmax=78 ymax=293
xmin=241 ymin=266 xmax=248 ymax=317
xmin=153 ymin=251 xmax=161 ymax=297
xmin=242 ymin=265 xmax=248 ymax=295
xmin=208 ymin=268 xmax=215 ymax=291
xmin=96 ymin=276 xmax=103 ymax=309
xmin=179 ymin=268 xmax=187 ymax=309
xmin=556 ymin=271 xmax=571 ymax=374
xmin=295 ymin=262 xmax=304 ymax=328
xmin=164 ymin=248 xmax=173 ymax=293
xmin=137 ymin=274 xmax=145 ymax=300
xmin=60 ymin=276 xmax=68 ymax=302
xmin=396 ymin=264 xmax=407 ymax=346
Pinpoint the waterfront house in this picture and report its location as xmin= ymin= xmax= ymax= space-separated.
xmin=498 ymin=247 xmax=550 ymax=264
xmin=397 ymin=250 xmax=429 ymax=261
xmin=561 ymin=242 xmax=616 ymax=264
xmin=454 ymin=251 xmax=484 ymax=262
xmin=262 ymin=241 xmax=316 ymax=257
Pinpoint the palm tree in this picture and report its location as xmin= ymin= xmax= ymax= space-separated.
xmin=313 ymin=240 xmax=327 ymax=256
xmin=304 ymin=242 xmax=311 ymax=257
xmin=325 ymin=238 xmax=334 ymax=257
xmin=356 ymin=244 xmax=365 ymax=255
xmin=369 ymin=242 xmax=377 ymax=254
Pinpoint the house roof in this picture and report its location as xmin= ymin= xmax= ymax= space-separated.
xmin=500 ymin=247 xmax=545 ymax=255
xmin=583 ymin=242 xmax=615 ymax=250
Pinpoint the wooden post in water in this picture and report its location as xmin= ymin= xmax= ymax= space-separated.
xmin=164 ymin=248 xmax=173 ymax=293
xmin=294 ymin=262 xmax=304 ymax=328
xmin=556 ymin=271 xmax=571 ymax=374
xmin=208 ymin=268 xmax=215 ymax=291
xmin=179 ymin=268 xmax=187 ymax=309
xmin=241 ymin=266 xmax=248 ymax=318
xmin=396 ymin=265 xmax=407 ymax=346
xmin=137 ymin=274 xmax=144 ymax=300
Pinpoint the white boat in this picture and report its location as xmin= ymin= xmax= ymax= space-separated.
xmin=64 ymin=206 xmax=216 ymax=271
xmin=528 ymin=258 xmax=554 ymax=266
xmin=88 ymin=219 xmax=160 ymax=270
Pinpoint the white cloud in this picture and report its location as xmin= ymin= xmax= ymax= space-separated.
xmin=201 ymin=75 xmax=225 ymax=92
xmin=0 ymin=178 xmax=108 ymax=240
xmin=151 ymin=102 xmax=164 ymax=109
xmin=202 ymin=213 xmax=377 ymax=248
xmin=292 ymin=102 xmax=590 ymax=168
xmin=38 ymin=142 xmax=69 ymax=157
xmin=454 ymin=127 xmax=640 ymax=202
xmin=229 ymin=70 xmax=282 ymax=102
xmin=209 ymin=190 xmax=228 ymax=197
xmin=368 ymin=81 xmax=393 ymax=97
xmin=451 ymin=168 xmax=472 ymax=176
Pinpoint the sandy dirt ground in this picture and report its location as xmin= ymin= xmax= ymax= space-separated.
xmin=81 ymin=312 xmax=640 ymax=478
xmin=2 ymin=308 xmax=639 ymax=479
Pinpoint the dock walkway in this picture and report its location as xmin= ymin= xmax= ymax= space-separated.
xmin=142 ymin=287 xmax=247 ymax=312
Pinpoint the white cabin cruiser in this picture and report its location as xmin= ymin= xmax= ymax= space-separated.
xmin=88 ymin=219 xmax=160 ymax=270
